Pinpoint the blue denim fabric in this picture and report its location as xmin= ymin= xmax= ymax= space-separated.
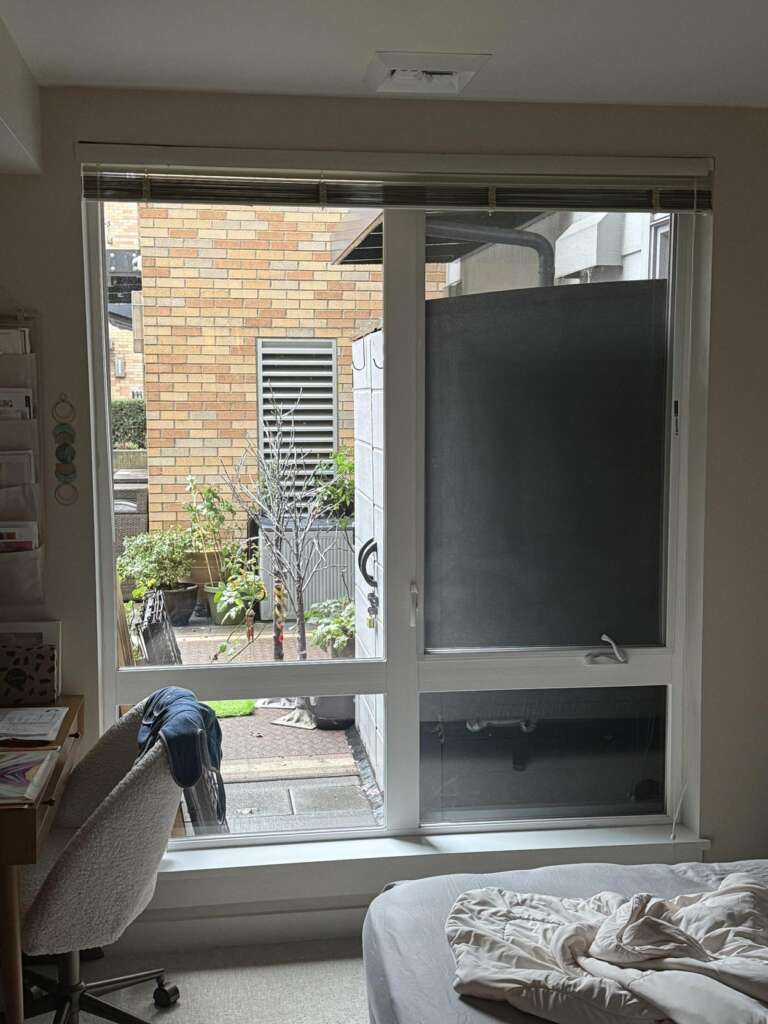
xmin=137 ymin=686 xmax=222 ymax=788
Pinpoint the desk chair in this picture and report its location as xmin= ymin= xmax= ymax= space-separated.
xmin=18 ymin=702 xmax=182 ymax=1024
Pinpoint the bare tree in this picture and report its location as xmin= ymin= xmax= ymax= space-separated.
xmin=222 ymin=394 xmax=346 ymax=662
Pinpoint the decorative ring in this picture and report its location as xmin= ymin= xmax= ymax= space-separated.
xmin=52 ymin=393 xmax=76 ymax=422
xmin=54 ymin=482 xmax=79 ymax=506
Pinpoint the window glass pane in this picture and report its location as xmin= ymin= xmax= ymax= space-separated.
xmin=104 ymin=202 xmax=383 ymax=668
xmin=422 ymin=211 xmax=674 ymax=651
xmin=420 ymin=686 xmax=666 ymax=824
xmin=172 ymin=693 xmax=385 ymax=838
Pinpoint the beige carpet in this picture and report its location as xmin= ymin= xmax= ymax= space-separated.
xmin=34 ymin=939 xmax=368 ymax=1024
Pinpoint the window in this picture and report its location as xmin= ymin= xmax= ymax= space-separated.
xmin=420 ymin=686 xmax=666 ymax=824
xmin=85 ymin=164 xmax=710 ymax=845
xmin=650 ymin=216 xmax=672 ymax=279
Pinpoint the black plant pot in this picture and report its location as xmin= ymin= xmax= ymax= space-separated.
xmin=162 ymin=584 xmax=199 ymax=627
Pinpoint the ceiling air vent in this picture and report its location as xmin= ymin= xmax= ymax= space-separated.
xmin=365 ymin=51 xmax=491 ymax=96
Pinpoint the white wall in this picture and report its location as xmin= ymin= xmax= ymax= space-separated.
xmin=0 ymin=87 xmax=766 ymax=859
xmin=0 ymin=16 xmax=40 ymax=172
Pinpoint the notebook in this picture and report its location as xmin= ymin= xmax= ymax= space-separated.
xmin=0 ymin=748 xmax=58 ymax=803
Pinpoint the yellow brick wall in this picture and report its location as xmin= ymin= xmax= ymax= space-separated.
xmin=136 ymin=202 xmax=446 ymax=526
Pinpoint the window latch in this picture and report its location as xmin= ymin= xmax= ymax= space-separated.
xmin=409 ymin=581 xmax=419 ymax=629
xmin=584 ymin=633 xmax=628 ymax=665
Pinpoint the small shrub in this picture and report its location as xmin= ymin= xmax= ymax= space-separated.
xmin=305 ymin=598 xmax=355 ymax=652
xmin=314 ymin=448 xmax=354 ymax=523
xmin=116 ymin=529 xmax=193 ymax=597
xmin=112 ymin=398 xmax=147 ymax=449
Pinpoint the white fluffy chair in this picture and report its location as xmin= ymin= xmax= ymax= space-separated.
xmin=19 ymin=701 xmax=182 ymax=1024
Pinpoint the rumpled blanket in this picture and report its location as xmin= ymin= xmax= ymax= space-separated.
xmin=446 ymin=872 xmax=768 ymax=1024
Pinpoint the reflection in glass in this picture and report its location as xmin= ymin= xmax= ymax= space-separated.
xmin=420 ymin=686 xmax=666 ymax=824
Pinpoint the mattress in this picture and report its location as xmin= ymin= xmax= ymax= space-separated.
xmin=363 ymin=858 xmax=768 ymax=1024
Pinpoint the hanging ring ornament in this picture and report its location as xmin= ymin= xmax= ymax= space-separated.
xmin=54 ymin=482 xmax=79 ymax=506
xmin=51 ymin=393 xmax=76 ymax=423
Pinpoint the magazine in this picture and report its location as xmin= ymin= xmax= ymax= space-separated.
xmin=0 ymin=389 xmax=33 ymax=420
xmin=0 ymin=706 xmax=66 ymax=742
xmin=0 ymin=328 xmax=30 ymax=355
xmin=0 ymin=521 xmax=38 ymax=552
xmin=0 ymin=451 xmax=35 ymax=486
xmin=0 ymin=748 xmax=58 ymax=803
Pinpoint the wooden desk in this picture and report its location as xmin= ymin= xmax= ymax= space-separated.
xmin=0 ymin=695 xmax=84 ymax=1024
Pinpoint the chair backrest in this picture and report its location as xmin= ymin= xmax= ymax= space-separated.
xmin=54 ymin=700 xmax=148 ymax=830
xmin=23 ymin=734 xmax=181 ymax=956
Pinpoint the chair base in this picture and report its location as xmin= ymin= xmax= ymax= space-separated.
xmin=18 ymin=951 xmax=179 ymax=1023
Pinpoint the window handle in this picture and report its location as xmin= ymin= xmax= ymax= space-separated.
xmin=409 ymin=581 xmax=419 ymax=629
xmin=584 ymin=633 xmax=628 ymax=665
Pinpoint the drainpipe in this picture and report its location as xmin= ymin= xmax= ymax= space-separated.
xmin=427 ymin=219 xmax=555 ymax=287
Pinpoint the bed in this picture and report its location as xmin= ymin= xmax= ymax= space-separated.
xmin=363 ymin=858 xmax=768 ymax=1024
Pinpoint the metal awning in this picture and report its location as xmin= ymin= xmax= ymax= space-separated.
xmin=331 ymin=209 xmax=541 ymax=265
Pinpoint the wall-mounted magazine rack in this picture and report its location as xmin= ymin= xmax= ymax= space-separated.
xmin=0 ymin=317 xmax=44 ymax=609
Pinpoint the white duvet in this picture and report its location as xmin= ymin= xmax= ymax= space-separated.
xmin=446 ymin=873 xmax=768 ymax=1024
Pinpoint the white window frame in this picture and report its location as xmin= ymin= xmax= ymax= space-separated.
xmin=83 ymin=174 xmax=707 ymax=849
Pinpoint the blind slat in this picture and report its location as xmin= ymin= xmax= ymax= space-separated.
xmin=83 ymin=169 xmax=712 ymax=213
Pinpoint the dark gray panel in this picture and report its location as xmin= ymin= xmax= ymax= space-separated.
xmin=420 ymin=686 xmax=667 ymax=824
xmin=425 ymin=279 xmax=668 ymax=650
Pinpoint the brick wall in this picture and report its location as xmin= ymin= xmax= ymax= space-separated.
xmin=136 ymin=202 xmax=446 ymax=526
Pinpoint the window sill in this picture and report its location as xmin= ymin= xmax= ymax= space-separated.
xmin=156 ymin=824 xmax=708 ymax=901
xmin=114 ymin=826 xmax=708 ymax=953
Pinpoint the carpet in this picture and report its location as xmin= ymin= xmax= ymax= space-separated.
xmin=32 ymin=939 xmax=368 ymax=1024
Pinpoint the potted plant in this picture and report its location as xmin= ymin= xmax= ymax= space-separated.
xmin=116 ymin=528 xmax=196 ymax=627
xmin=213 ymin=564 xmax=267 ymax=626
xmin=185 ymin=477 xmax=249 ymax=620
xmin=306 ymin=599 xmax=356 ymax=658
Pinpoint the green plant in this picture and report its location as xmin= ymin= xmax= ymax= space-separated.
xmin=214 ymin=568 xmax=267 ymax=624
xmin=305 ymin=598 xmax=356 ymax=652
xmin=116 ymin=529 xmax=193 ymax=599
xmin=111 ymin=398 xmax=146 ymax=449
xmin=314 ymin=448 xmax=354 ymax=524
xmin=185 ymin=476 xmax=244 ymax=585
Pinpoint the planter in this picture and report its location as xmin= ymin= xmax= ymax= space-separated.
xmin=330 ymin=639 xmax=355 ymax=659
xmin=161 ymin=583 xmax=198 ymax=627
xmin=203 ymin=584 xmax=247 ymax=626
xmin=189 ymin=551 xmax=222 ymax=586
xmin=310 ymin=694 xmax=356 ymax=730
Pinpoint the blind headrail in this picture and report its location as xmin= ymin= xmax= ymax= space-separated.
xmin=82 ymin=167 xmax=712 ymax=213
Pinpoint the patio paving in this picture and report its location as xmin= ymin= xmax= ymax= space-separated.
xmin=175 ymin=621 xmax=333 ymax=665
xmin=219 ymin=708 xmax=357 ymax=782
xmin=226 ymin=776 xmax=378 ymax=834
xmin=196 ymin=710 xmax=384 ymax=836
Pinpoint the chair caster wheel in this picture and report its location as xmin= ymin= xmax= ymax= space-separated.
xmin=153 ymin=983 xmax=180 ymax=1007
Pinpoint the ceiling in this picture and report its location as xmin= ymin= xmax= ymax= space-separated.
xmin=1 ymin=0 xmax=768 ymax=107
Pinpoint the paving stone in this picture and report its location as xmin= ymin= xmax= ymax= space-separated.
xmin=226 ymin=781 xmax=293 ymax=817
xmin=289 ymin=780 xmax=373 ymax=815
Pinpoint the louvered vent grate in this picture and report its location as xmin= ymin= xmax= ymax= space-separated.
xmin=257 ymin=339 xmax=337 ymax=494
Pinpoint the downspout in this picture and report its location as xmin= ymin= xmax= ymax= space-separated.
xmin=427 ymin=220 xmax=555 ymax=287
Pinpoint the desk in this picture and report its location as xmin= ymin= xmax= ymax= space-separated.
xmin=0 ymin=695 xmax=84 ymax=1024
